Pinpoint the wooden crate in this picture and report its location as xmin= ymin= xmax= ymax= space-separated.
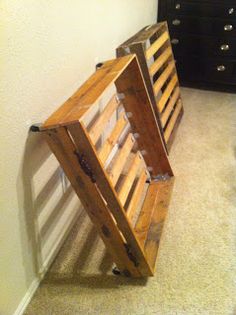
xmin=40 ymin=55 xmax=174 ymax=277
xmin=117 ymin=22 xmax=184 ymax=152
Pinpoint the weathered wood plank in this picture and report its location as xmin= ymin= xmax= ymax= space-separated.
xmin=144 ymin=178 xmax=174 ymax=270
xmin=43 ymin=127 xmax=140 ymax=276
xmin=98 ymin=112 xmax=128 ymax=164
xmin=164 ymin=99 xmax=183 ymax=142
xmin=42 ymin=55 xmax=135 ymax=130
xmin=145 ymin=31 xmax=169 ymax=60
xmin=68 ymin=122 xmax=153 ymax=276
xmin=158 ymin=74 xmax=178 ymax=113
xmin=89 ymin=95 xmax=119 ymax=144
xmin=161 ymin=87 xmax=180 ymax=127
xmin=153 ymin=61 xmax=175 ymax=96
xmin=149 ymin=47 xmax=172 ymax=77
xmin=118 ymin=152 xmax=143 ymax=206
xmin=107 ymin=133 xmax=135 ymax=186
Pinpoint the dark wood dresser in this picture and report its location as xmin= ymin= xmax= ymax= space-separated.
xmin=158 ymin=0 xmax=236 ymax=92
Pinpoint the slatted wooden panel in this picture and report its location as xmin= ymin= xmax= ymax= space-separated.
xmin=41 ymin=55 xmax=174 ymax=277
xmin=117 ymin=22 xmax=184 ymax=152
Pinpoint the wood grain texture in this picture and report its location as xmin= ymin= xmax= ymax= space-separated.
xmin=161 ymin=87 xmax=180 ymax=127
xmin=144 ymin=178 xmax=174 ymax=271
xmin=98 ymin=112 xmax=128 ymax=165
xmin=89 ymin=94 xmax=119 ymax=144
xmin=158 ymin=74 xmax=178 ymax=113
xmin=146 ymin=31 xmax=169 ymax=60
xmin=43 ymin=127 xmax=139 ymax=276
xmin=118 ymin=153 xmax=143 ymax=206
xmin=164 ymin=99 xmax=183 ymax=142
xmin=115 ymin=58 xmax=173 ymax=177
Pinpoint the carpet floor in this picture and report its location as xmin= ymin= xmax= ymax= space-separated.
xmin=24 ymin=88 xmax=236 ymax=315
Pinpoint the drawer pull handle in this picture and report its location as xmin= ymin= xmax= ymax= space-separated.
xmin=217 ymin=65 xmax=226 ymax=72
xmin=220 ymin=44 xmax=230 ymax=51
xmin=224 ymin=24 xmax=233 ymax=31
xmin=175 ymin=3 xmax=181 ymax=9
xmin=171 ymin=38 xmax=179 ymax=45
xmin=228 ymin=8 xmax=234 ymax=15
xmin=172 ymin=19 xmax=181 ymax=26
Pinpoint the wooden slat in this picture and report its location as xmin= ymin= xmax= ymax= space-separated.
xmin=153 ymin=61 xmax=175 ymax=96
xmin=107 ymin=133 xmax=135 ymax=186
xmin=134 ymin=183 xmax=158 ymax=247
xmin=145 ymin=31 xmax=169 ymax=60
xmin=157 ymin=74 xmax=178 ymax=113
xmin=69 ymin=122 xmax=153 ymax=276
xmin=126 ymin=169 xmax=148 ymax=221
xmin=149 ymin=47 xmax=172 ymax=77
xmin=98 ymin=112 xmax=128 ymax=164
xmin=89 ymin=95 xmax=119 ymax=144
xmin=43 ymin=127 xmax=140 ymax=276
xmin=164 ymin=99 xmax=182 ymax=142
xmin=161 ymin=87 xmax=180 ymax=127
xmin=145 ymin=178 xmax=174 ymax=270
xmin=118 ymin=153 xmax=143 ymax=206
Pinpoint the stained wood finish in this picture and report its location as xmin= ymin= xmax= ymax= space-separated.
xmin=41 ymin=55 xmax=174 ymax=277
xmin=116 ymin=22 xmax=184 ymax=152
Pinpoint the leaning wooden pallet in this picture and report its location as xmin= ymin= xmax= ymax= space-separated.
xmin=117 ymin=22 xmax=184 ymax=152
xmin=40 ymin=55 xmax=174 ymax=277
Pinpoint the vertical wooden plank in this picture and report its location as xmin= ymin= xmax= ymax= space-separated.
xmin=117 ymin=43 xmax=168 ymax=155
xmin=115 ymin=58 xmax=173 ymax=177
xmin=43 ymin=127 xmax=140 ymax=276
xmin=68 ymin=123 xmax=153 ymax=277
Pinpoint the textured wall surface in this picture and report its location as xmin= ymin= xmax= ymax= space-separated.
xmin=0 ymin=1 xmax=157 ymax=314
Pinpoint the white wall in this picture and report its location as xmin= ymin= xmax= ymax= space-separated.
xmin=0 ymin=1 xmax=157 ymax=314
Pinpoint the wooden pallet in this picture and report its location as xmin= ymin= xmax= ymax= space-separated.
xmin=40 ymin=55 xmax=174 ymax=277
xmin=117 ymin=22 xmax=184 ymax=152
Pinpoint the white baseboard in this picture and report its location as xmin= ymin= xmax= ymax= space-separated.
xmin=13 ymin=209 xmax=79 ymax=315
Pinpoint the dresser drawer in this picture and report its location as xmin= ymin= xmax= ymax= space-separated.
xmin=169 ymin=1 xmax=236 ymax=18
xmin=168 ymin=15 xmax=236 ymax=36
xmin=176 ymin=56 xmax=236 ymax=84
xmin=171 ymin=35 xmax=236 ymax=57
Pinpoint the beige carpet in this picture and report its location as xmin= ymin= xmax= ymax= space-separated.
xmin=25 ymin=88 xmax=236 ymax=315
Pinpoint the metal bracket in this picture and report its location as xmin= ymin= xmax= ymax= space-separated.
xmin=74 ymin=151 xmax=96 ymax=183
xmin=124 ymin=244 xmax=139 ymax=267
xmin=152 ymin=173 xmax=170 ymax=182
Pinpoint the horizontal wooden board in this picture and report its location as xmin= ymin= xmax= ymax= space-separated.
xmin=161 ymin=87 xmax=180 ymax=127
xmin=89 ymin=95 xmax=119 ymax=144
xmin=98 ymin=112 xmax=128 ymax=164
xmin=126 ymin=169 xmax=148 ymax=222
xmin=145 ymin=31 xmax=169 ymax=60
xmin=164 ymin=99 xmax=183 ymax=142
xmin=107 ymin=133 xmax=135 ymax=186
xmin=157 ymin=74 xmax=178 ymax=113
xmin=153 ymin=61 xmax=175 ymax=96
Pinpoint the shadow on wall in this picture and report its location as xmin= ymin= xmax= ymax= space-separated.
xmin=16 ymin=130 xmax=82 ymax=287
